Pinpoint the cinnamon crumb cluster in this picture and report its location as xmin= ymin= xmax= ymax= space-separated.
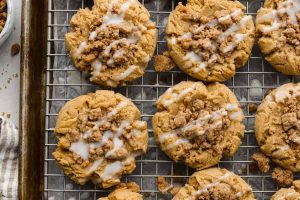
xmin=178 ymin=8 xmax=246 ymax=66
xmin=78 ymin=24 xmax=142 ymax=70
xmin=169 ymin=97 xmax=231 ymax=155
xmin=0 ymin=0 xmax=7 ymax=33
xmin=280 ymin=98 xmax=300 ymax=147
xmin=59 ymin=106 xmax=134 ymax=166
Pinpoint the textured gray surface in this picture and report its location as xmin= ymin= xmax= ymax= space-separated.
xmin=0 ymin=0 xmax=21 ymax=127
xmin=45 ymin=0 xmax=300 ymax=199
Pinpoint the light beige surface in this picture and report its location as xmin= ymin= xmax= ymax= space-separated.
xmin=53 ymin=90 xmax=148 ymax=188
xmin=173 ymin=168 xmax=255 ymax=200
xmin=153 ymin=81 xmax=245 ymax=170
xmin=166 ymin=0 xmax=254 ymax=82
xmin=256 ymin=0 xmax=300 ymax=75
xmin=255 ymin=83 xmax=300 ymax=172
xmin=271 ymin=180 xmax=300 ymax=200
xmin=65 ymin=0 xmax=157 ymax=87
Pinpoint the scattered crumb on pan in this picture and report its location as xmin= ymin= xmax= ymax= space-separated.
xmin=272 ymin=167 xmax=294 ymax=187
xmin=248 ymin=103 xmax=258 ymax=113
xmin=11 ymin=43 xmax=20 ymax=56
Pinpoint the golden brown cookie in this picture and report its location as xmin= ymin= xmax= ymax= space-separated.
xmin=271 ymin=180 xmax=300 ymax=200
xmin=98 ymin=182 xmax=143 ymax=200
xmin=53 ymin=90 xmax=148 ymax=188
xmin=65 ymin=0 xmax=157 ymax=87
xmin=166 ymin=0 xmax=254 ymax=82
xmin=152 ymin=81 xmax=245 ymax=170
xmin=255 ymin=83 xmax=300 ymax=172
xmin=256 ymin=0 xmax=300 ymax=75
xmin=173 ymin=168 xmax=255 ymax=200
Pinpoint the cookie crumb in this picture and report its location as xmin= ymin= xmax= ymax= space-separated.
xmin=154 ymin=52 xmax=175 ymax=72
xmin=157 ymin=176 xmax=173 ymax=194
xmin=11 ymin=43 xmax=20 ymax=56
xmin=248 ymin=103 xmax=258 ymax=113
xmin=272 ymin=167 xmax=294 ymax=187
xmin=251 ymin=152 xmax=270 ymax=173
xmin=143 ymin=192 xmax=151 ymax=197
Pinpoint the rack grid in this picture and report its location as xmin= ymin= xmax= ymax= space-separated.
xmin=44 ymin=0 xmax=299 ymax=199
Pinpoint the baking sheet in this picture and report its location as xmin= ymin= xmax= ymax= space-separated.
xmin=45 ymin=0 xmax=300 ymax=199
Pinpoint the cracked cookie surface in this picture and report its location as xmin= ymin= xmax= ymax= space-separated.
xmin=53 ymin=90 xmax=148 ymax=188
xmin=65 ymin=0 xmax=157 ymax=87
xmin=166 ymin=0 xmax=254 ymax=82
xmin=271 ymin=180 xmax=300 ymax=200
xmin=173 ymin=168 xmax=255 ymax=200
xmin=256 ymin=0 xmax=300 ymax=75
xmin=255 ymin=83 xmax=300 ymax=172
xmin=152 ymin=81 xmax=245 ymax=170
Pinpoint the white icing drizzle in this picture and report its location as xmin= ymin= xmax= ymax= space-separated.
xmin=90 ymin=59 xmax=103 ymax=80
xmin=69 ymin=101 xmax=129 ymax=163
xmin=163 ymin=138 xmax=190 ymax=150
xmin=277 ymin=190 xmax=297 ymax=200
xmin=159 ymin=103 xmax=240 ymax=150
xmin=83 ymin=101 xmax=128 ymax=139
xmin=105 ymin=137 xmax=124 ymax=158
xmin=100 ymin=161 xmax=123 ymax=181
xmin=91 ymin=0 xmax=136 ymax=40
xmin=161 ymin=83 xmax=198 ymax=107
xmin=184 ymin=172 xmax=233 ymax=200
xmin=179 ymin=10 xmax=252 ymax=72
xmin=74 ymin=0 xmax=152 ymax=81
xmin=226 ymin=103 xmax=238 ymax=111
xmin=70 ymin=137 xmax=90 ymax=160
xmin=87 ymin=158 xmax=104 ymax=174
xmin=75 ymin=42 xmax=87 ymax=57
xmin=257 ymin=0 xmax=300 ymax=33
xmin=103 ymin=38 xmax=128 ymax=55
xmin=275 ymin=89 xmax=292 ymax=102
xmin=114 ymin=65 xmax=137 ymax=81
xmin=229 ymin=111 xmax=242 ymax=120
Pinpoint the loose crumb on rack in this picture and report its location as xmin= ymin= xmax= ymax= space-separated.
xmin=251 ymin=152 xmax=270 ymax=173
xmin=157 ymin=176 xmax=174 ymax=194
xmin=272 ymin=167 xmax=294 ymax=187
xmin=0 ymin=0 xmax=7 ymax=34
xmin=248 ymin=103 xmax=258 ymax=113
xmin=154 ymin=52 xmax=175 ymax=72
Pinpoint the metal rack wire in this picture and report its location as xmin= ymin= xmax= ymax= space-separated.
xmin=44 ymin=0 xmax=299 ymax=199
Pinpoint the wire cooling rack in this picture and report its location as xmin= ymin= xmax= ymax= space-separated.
xmin=44 ymin=0 xmax=300 ymax=199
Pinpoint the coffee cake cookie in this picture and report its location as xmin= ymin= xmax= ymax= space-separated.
xmin=65 ymin=0 xmax=157 ymax=87
xmin=152 ymin=81 xmax=245 ymax=170
xmin=173 ymin=168 xmax=255 ymax=200
xmin=271 ymin=180 xmax=300 ymax=200
xmin=166 ymin=0 xmax=254 ymax=82
xmin=98 ymin=182 xmax=143 ymax=200
xmin=256 ymin=0 xmax=300 ymax=75
xmin=255 ymin=83 xmax=300 ymax=172
xmin=53 ymin=90 xmax=148 ymax=188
